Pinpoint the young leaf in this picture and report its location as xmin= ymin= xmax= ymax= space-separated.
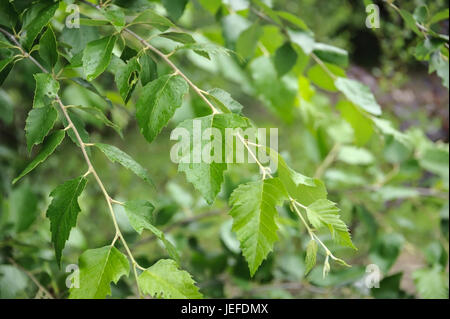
xmin=25 ymin=105 xmax=57 ymax=153
xmin=33 ymin=73 xmax=59 ymax=108
xmin=138 ymin=259 xmax=202 ymax=299
xmin=136 ymin=74 xmax=189 ymax=143
xmin=335 ymin=77 xmax=382 ymax=116
xmin=274 ymin=42 xmax=298 ymax=77
xmin=39 ymin=26 xmax=58 ymax=69
xmin=229 ymin=178 xmax=287 ymax=276
xmin=306 ymin=199 xmax=356 ymax=249
xmin=46 ymin=176 xmax=88 ymax=266
xmin=177 ymin=114 xmax=249 ymax=204
xmin=19 ymin=0 xmax=59 ymax=50
xmin=114 ymin=56 xmax=141 ymax=104
xmin=82 ymin=36 xmax=117 ymax=81
xmin=305 ymin=239 xmax=318 ymax=275
xmin=94 ymin=143 xmax=153 ymax=186
xmin=162 ymin=0 xmax=189 ymax=21
xmin=13 ymin=130 xmax=65 ymax=184
xmin=123 ymin=200 xmax=180 ymax=264
xmin=69 ymin=246 xmax=130 ymax=299
xmin=139 ymin=54 xmax=158 ymax=86
xmin=207 ymin=88 xmax=243 ymax=114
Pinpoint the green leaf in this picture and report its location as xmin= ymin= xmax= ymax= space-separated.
xmin=336 ymin=100 xmax=374 ymax=146
xmin=413 ymin=5 xmax=429 ymax=24
xmin=418 ymin=146 xmax=449 ymax=180
xmin=370 ymin=233 xmax=403 ymax=273
xmin=94 ymin=143 xmax=153 ymax=186
xmin=276 ymin=11 xmax=309 ymax=30
xmin=430 ymin=52 xmax=449 ymax=89
xmin=288 ymin=29 xmax=315 ymax=55
xmin=0 ymin=265 xmax=28 ymax=299
xmin=136 ymin=74 xmax=189 ymax=143
xmin=249 ymin=56 xmax=297 ymax=122
xmin=39 ymin=26 xmax=58 ymax=69
xmin=139 ymin=54 xmax=158 ymax=86
xmin=371 ymin=117 xmax=411 ymax=147
xmin=0 ymin=56 xmax=14 ymax=86
xmin=413 ymin=265 xmax=449 ymax=299
xmin=123 ymin=200 xmax=180 ymax=264
xmin=0 ymin=89 xmax=13 ymax=124
xmin=19 ymin=0 xmax=59 ymax=50
xmin=236 ymin=23 xmax=263 ymax=60
xmin=159 ymin=32 xmax=195 ymax=44
xmin=69 ymin=246 xmax=130 ymax=299
xmin=207 ymin=88 xmax=243 ymax=114
xmin=307 ymin=63 xmax=345 ymax=92
xmin=46 ymin=176 xmax=88 ymax=267
xmin=75 ymin=105 xmax=122 ymax=137
xmin=70 ymin=77 xmax=113 ymax=108
xmin=429 ymin=9 xmax=449 ymax=25
xmin=269 ymin=150 xmax=327 ymax=207
xmin=162 ymin=0 xmax=189 ymax=21
xmin=103 ymin=4 xmax=125 ymax=31
xmin=399 ymin=9 xmax=421 ymax=36
xmin=313 ymin=43 xmax=348 ymax=68
xmin=0 ymin=57 xmax=14 ymax=86
xmin=0 ymin=0 xmax=18 ymax=29
xmin=33 ymin=73 xmax=59 ymax=108
xmin=132 ymin=9 xmax=175 ymax=31
xmin=25 ymin=105 xmax=57 ymax=153
xmin=335 ymin=77 xmax=382 ymax=116
xmin=138 ymin=259 xmax=202 ymax=299
xmin=337 ymin=146 xmax=374 ymax=165
xmin=305 ymin=239 xmax=318 ymax=275
xmin=9 ymin=183 xmax=38 ymax=233
xmin=274 ymin=42 xmax=298 ymax=77
xmin=198 ymin=0 xmax=221 ymax=14
xmin=306 ymin=199 xmax=355 ymax=249
xmin=229 ymin=178 xmax=287 ymax=276
xmin=177 ymin=114 xmax=249 ymax=204
xmin=62 ymin=109 xmax=90 ymax=148
xmin=114 ymin=56 xmax=141 ymax=104
xmin=13 ymin=130 xmax=65 ymax=184
xmin=82 ymin=36 xmax=117 ymax=81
